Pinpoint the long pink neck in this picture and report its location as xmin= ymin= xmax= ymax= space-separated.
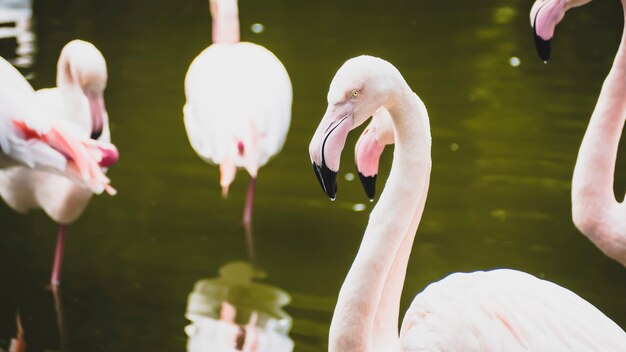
xmin=571 ymin=0 xmax=626 ymax=263
xmin=211 ymin=1 xmax=240 ymax=44
xmin=329 ymin=81 xmax=432 ymax=351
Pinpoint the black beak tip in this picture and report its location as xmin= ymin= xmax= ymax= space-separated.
xmin=357 ymin=172 xmax=377 ymax=201
xmin=312 ymin=162 xmax=338 ymax=200
xmin=312 ymin=163 xmax=324 ymax=190
xmin=533 ymin=33 xmax=551 ymax=62
xmin=532 ymin=17 xmax=551 ymax=62
xmin=90 ymin=128 xmax=103 ymax=140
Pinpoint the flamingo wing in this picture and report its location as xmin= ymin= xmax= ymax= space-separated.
xmin=0 ymin=58 xmax=61 ymax=170
xmin=400 ymin=269 xmax=626 ymax=351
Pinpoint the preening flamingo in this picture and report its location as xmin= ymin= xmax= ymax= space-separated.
xmin=184 ymin=0 xmax=292 ymax=226
xmin=0 ymin=40 xmax=118 ymax=286
xmin=0 ymin=55 xmax=112 ymax=191
xmin=532 ymin=0 xmax=626 ymax=267
xmin=309 ymin=55 xmax=626 ymax=351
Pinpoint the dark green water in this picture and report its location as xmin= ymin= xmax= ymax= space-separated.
xmin=1 ymin=0 xmax=625 ymax=350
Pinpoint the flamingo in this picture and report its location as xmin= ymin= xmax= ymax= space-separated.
xmin=184 ymin=0 xmax=292 ymax=226
xmin=309 ymin=55 xmax=626 ymax=351
xmin=0 ymin=55 xmax=112 ymax=190
xmin=531 ymin=0 xmax=626 ymax=267
xmin=0 ymin=40 xmax=118 ymax=286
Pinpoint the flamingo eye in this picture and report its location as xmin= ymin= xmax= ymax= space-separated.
xmin=351 ymin=89 xmax=360 ymax=98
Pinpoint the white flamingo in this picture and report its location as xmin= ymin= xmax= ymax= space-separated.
xmin=184 ymin=0 xmax=292 ymax=226
xmin=532 ymin=0 xmax=626 ymax=267
xmin=0 ymin=55 xmax=111 ymax=190
xmin=0 ymin=40 xmax=118 ymax=286
xmin=309 ymin=55 xmax=626 ymax=351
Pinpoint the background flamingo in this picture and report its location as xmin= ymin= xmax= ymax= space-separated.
xmin=0 ymin=55 xmax=111 ymax=191
xmin=0 ymin=40 xmax=118 ymax=286
xmin=532 ymin=0 xmax=626 ymax=267
xmin=184 ymin=0 xmax=292 ymax=226
xmin=309 ymin=55 xmax=626 ymax=351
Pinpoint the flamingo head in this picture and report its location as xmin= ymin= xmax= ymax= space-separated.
xmin=309 ymin=55 xmax=399 ymax=200
xmin=354 ymin=107 xmax=394 ymax=201
xmin=58 ymin=40 xmax=108 ymax=140
xmin=530 ymin=0 xmax=592 ymax=62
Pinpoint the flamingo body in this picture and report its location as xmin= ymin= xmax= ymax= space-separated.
xmin=0 ymin=55 xmax=112 ymax=193
xmin=401 ymin=269 xmax=626 ymax=351
xmin=0 ymin=57 xmax=63 ymax=170
xmin=184 ymin=42 xmax=291 ymax=176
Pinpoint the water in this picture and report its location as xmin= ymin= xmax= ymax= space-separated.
xmin=1 ymin=0 xmax=626 ymax=350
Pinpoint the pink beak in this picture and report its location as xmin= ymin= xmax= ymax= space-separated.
xmin=355 ymin=127 xmax=386 ymax=201
xmin=530 ymin=0 xmax=566 ymax=62
xmin=97 ymin=142 xmax=119 ymax=167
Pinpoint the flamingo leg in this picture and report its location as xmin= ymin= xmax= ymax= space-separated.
xmin=50 ymin=224 xmax=67 ymax=287
xmin=242 ymin=176 xmax=256 ymax=226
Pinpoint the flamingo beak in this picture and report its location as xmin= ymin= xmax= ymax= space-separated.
xmin=309 ymin=102 xmax=354 ymax=200
xmin=355 ymin=127 xmax=385 ymax=201
xmin=530 ymin=0 xmax=567 ymax=62
xmin=97 ymin=142 xmax=119 ymax=167
xmin=312 ymin=158 xmax=339 ymax=200
xmin=532 ymin=14 xmax=552 ymax=62
xmin=85 ymin=90 xmax=105 ymax=139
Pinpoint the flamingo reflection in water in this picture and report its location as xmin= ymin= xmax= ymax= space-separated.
xmin=185 ymin=262 xmax=294 ymax=352
xmin=8 ymin=313 xmax=25 ymax=352
xmin=0 ymin=0 xmax=35 ymax=68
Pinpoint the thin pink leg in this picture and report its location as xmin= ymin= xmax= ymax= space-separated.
xmin=50 ymin=224 xmax=67 ymax=287
xmin=243 ymin=177 xmax=256 ymax=226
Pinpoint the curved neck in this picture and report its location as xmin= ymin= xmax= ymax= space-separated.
xmin=56 ymin=55 xmax=88 ymax=128
xmin=56 ymin=54 xmax=79 ymax=90
xmin=210 ymin=0 xmax=240 ymax=44
xmin=572 ymin=1 xmax=626 ymax=235
xmin=329 ymin=82 xmax=432 ymax=351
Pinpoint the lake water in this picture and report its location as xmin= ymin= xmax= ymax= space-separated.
xmin=1 ymin=0 xmax=625 ymax=350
